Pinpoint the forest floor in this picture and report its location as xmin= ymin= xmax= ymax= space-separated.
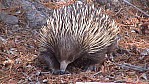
xmin=0 ymin=1 xmax=149 ymax=84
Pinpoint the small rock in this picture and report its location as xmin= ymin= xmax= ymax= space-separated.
xmin=36 ymin=81 xmax=40 ymax=84
xmin=8 ymin=48 xmax=17 ymax=55
xmin=26 ymin=65 xmax=32 ymax=68
xmin=43 ymin=79 xmax=48 ymax=83
xmin=20 ymin=0 xmax=47 ymax=27
xmin=105 ymin=77 xmax=110 ymax=81
xmin=5 ymin=15 xmax=18 ymax=25
xmin=36 ymin=71 xmax=41 ymax=76
xmin=3 ymin=59 xmax=14 ymax=66
xmin=0 ymin=12 xmax=18 ymax=25
xmin=15 ymin=58 xmax=22 ymax=64
xmin=131 ymin=29 xmax=139 ymax=34
xmin=140 ymin=22 xmax=149 ymax=35
xmin=1 ymin=0 xmax=48 ymax=27
xmin=140 ymin=73 xmax=148 ymax=80
xmin=26 ymin=11 xmax=47 ymax=27
xmin=0 ymin=37 xmax=7 ymax=43
xmin=0 ymin=12 xmax=7 ymax=21
xmin=141 ymin=49 xmax=149 ymax=56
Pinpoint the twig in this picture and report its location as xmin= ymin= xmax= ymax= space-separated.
xmin=40 ymin=71 xmax=51 ymax=74
xmin=0 ymin=51 xmax=11 ymax=57
xmin=116 ymin=63 xmax=149 ymax=72
xmin=123 ymin=0 xmax=149 ymax=17
xmin=115 ymin=8 xmax=123 ymax=16
xmin=93 ymin=71 xmax=102 ymax=76
xmin=22 ymin=72 xmax=33 ymax=82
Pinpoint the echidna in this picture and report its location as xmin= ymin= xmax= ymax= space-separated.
xmin=38 ymin=2 xmax=119 ymax=74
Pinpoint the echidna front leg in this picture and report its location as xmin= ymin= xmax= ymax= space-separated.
xmin=39 ymin=51 xmax=59 ymax=72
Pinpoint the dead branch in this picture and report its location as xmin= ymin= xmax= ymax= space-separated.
xmin=123 ymin=0 xmax=149 ymax=17
xmin=116 ymin=63 xmax=149 ymax=72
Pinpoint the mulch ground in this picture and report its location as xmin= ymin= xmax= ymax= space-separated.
xmin=0 ymin=1 xmax=149 ymax=84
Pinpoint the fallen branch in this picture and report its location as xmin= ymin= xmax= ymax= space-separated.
xmin=123 ymin=0 xmax=149 ymax=17
xmin=117 ymin=63 xmax=149 ymax=72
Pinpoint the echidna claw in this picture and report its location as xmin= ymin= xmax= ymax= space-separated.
xmin=52 ymin=70 xmax=70 ymax=75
